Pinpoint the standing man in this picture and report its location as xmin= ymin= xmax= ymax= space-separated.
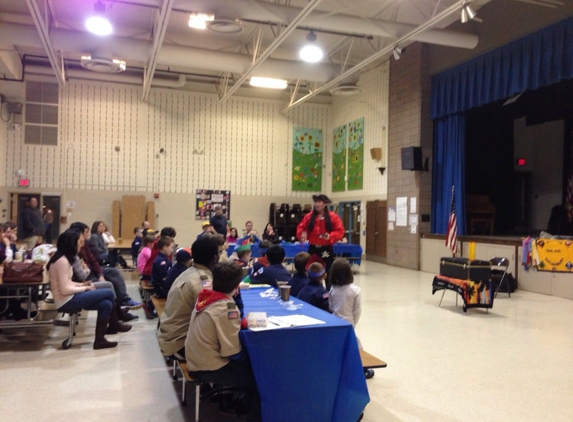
xmin=142 ymin=221 xmax=151 ymax=230
xmin=22 ymin=197 xmax=45 ymax=249
xmin=296 ymin=194 xmax=345 ymax=288
xmin=210 ymin=204 xmax=228 ymax=236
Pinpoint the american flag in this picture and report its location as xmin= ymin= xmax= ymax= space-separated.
xmin=445 ymin=185 xmax=458 ymax=256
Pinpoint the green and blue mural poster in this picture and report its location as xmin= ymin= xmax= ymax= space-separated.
xmin=292 ymin=127 xmax=323 ymax=191
xmin=347 ymin=117 xmax=364 ymax=190
xmin=332 ymin=125 xmax=347 ymax=192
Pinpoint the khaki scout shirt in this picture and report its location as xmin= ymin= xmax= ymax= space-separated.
xmin=185 ymin=297 xmax=242 ymax=371
xmin=157 ymin=264 xmax=212 ymax=356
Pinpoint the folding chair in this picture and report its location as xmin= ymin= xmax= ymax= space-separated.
xmin=490 ymin=257 xmax=510 ymax=298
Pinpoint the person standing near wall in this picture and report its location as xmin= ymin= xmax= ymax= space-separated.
xmin=296 ymin=194 xmax=345 ymax=289
xmin=210 ymin=204 xmax=228 ymax=236
xmin=22 ymin=197 xmax=45 ymax=250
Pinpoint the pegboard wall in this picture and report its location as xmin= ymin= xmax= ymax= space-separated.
xmin=331 ymin=63 xmax=390 ymax=198
xmin=2 ymin=80 xmax=333 ymax=197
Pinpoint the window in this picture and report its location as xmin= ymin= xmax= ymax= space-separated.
xmin=24 ymin=81 xmax=59 ymax=145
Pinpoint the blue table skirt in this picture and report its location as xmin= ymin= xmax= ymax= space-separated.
xmin=240 ymin=289 xmax=369 ymax=422
xmin=227 ymin=242 xmax=363 ymax=265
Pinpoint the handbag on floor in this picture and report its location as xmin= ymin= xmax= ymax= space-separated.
xmin=2 ymin=261 xmax=44 ymax=284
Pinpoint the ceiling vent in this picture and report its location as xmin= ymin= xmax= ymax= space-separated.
xmin=208 ymin=19 xmax=243 ymax=34
xmin=330 ymin=83 xmax=363 ymax=96
xmin=80 ymin=55 xmax=126 ymax=73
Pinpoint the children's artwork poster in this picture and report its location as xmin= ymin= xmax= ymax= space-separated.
xmin=195 ymin=189 xmax=231 ymax=220
xmin=347 ymin=117 xmax=364 ymax=190
xmin=292 ymin=127 xmax=323 ymax=191
xmin=332 ymin=125 xmax=347 ymax=192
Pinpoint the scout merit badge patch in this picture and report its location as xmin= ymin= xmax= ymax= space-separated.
xmin=227 ymin=301 xmax=238 ymax=319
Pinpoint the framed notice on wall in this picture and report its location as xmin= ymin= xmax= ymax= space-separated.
xmin=196 ymin=189 xmax=231 ymax=221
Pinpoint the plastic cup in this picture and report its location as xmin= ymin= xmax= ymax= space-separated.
xmin=279 ymin=285 xmax=291 ymax=301
xmin=276 ymin=281 xmax=288 ymax=289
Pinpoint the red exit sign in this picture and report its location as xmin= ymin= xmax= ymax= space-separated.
xmin=18 ymin=178 xmax=30 ymax=187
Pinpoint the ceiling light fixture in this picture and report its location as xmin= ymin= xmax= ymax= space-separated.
xmin=461 ymin=1 xmax=476 ymax=23
xmin=299 ymin=31 xmax=324 ymax=63
xmin=188 ymin=12 xmax=215 ymax=30
xmin=85 ymin=1 xmax=112 ymax=36
xmin=392 ymin=46 xmax=402 ymax=61
xmin=249 ymin=76 xmax=288 ymax=90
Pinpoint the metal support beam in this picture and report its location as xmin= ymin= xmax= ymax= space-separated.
xmin=282 ymin=0 xmax=467 ymax=113
xmin=25 ymin=0 xmax=65 ymax=85
xmin=142 ymin=0 xmax=175 ymax=101
xmin=219 ymin=0 xmax=323 ymax=102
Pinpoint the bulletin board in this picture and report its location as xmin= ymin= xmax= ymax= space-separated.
xmin=196 ymin=189 xmax=231 ymax=221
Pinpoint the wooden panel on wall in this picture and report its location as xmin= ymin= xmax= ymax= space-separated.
xmin=112 ymin=200 xmax=121 ymax=241
xmin=147 ymin=201 xmax=155 ymax=229
xmin=122 ymin=195 xmax=146 ymax=243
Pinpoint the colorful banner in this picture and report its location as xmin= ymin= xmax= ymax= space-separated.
xmin=332 ymin=125 xmax=347 ymax=192
xmin=292 ymin=128 xmax=322 ymax=191
xmin=535 ymin=238 xmax=573 ymax=272
xmin=347 ymin=118 xmax=364 ymax=190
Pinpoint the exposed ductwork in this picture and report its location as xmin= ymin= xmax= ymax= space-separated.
xmin=26 ymin=65 xmax=187 ymax=88
xmin=187 ymin=0 xmax=479 ymax=49
xmin=0 ymin=23 xmax=339 ymax=83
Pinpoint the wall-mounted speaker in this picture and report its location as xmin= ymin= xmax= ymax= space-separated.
xmin=401 ymin=146 xmax=423 ymax=171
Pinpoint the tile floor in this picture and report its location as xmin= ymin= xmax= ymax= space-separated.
xmin=1 ymin=261 xmax=572 ymax=422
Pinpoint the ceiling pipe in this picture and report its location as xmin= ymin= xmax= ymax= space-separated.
xmin=0 ymin=23 xmax=338 ymax=83
xmin=26 ymin=65 xmax=187 ymax=88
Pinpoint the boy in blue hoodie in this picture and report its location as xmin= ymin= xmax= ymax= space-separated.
xmin=151 ymin=236 xmax=175 ymax=298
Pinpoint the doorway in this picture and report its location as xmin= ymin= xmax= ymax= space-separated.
xmin=43 ymin=195 xmax=61 ymax=244
xmin=337 ymin=201 xmax=361 ymax=244
xmin=11 ymin=193 xmax=60 ymax=244
xmin=366 ymin=200 xmax=387 ymax=260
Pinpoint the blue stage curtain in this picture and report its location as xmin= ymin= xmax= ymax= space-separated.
xmin=431 ymin=113 xmax=466 ymax=235
xmin=431 ymin=17 xmax=573 ymax=119
xmin=430 ymin=17 xmax=573 ymax=235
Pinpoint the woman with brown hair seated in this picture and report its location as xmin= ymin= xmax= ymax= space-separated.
xmin=48 ymin=229 xmax=131 ymax=349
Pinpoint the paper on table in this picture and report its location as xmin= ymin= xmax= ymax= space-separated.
xmin=268 ymin=314 xmax=326 ymax=327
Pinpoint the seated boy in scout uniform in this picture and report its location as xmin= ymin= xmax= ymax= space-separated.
xmin=185 ymin=260 xmax=260 ymax=416
xmin=157 ymin=236 xmax=220 ymax=361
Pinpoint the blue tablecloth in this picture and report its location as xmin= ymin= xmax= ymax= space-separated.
xmin=240 ymin=289 xmax=369 ymax=422
xmin=227 ymin=242 xmax=363 ymax=265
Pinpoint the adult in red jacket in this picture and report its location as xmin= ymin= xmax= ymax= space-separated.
xmin=296 ymin=194 xmax=345 ymax=288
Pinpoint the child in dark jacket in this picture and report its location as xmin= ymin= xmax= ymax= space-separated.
xmin=288 ymin=252 xmax=311 ymax=297
xmin=151 ymin=236 xmax=175 ymax=298
xmin=163 ymin=247 xmax=192 ymax=295
xmin=296 ymin=257 xmax=329 ymax=312
xmin=247 ymin=245 xmax=290 ymax=288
